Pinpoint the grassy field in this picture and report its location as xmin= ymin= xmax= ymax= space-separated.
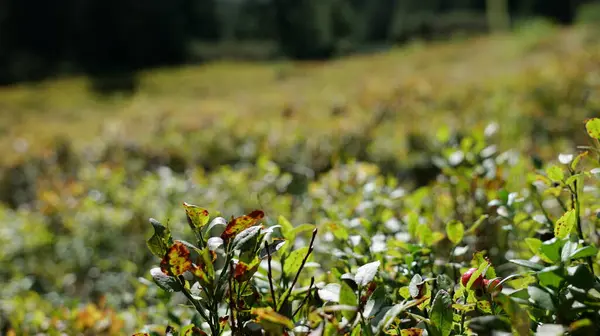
xmin=3 ymin=23 xmax=600 ymax=336
xmin=0 ymin=23 xmax=597 ymax=166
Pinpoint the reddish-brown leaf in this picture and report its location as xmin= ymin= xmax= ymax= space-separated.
xmin=221 ymin=210 xmax=265 ymax=241
xmin=401 ymin=328 xmax=424 ymax=336
xmin=160 ymin=242 xmax=193 ymax=276
xmin=234 ymin=258 xmax=261 ymax=283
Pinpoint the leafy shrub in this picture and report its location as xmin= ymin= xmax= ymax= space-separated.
xmin=123 ymin=119 xmax=600 ymax=335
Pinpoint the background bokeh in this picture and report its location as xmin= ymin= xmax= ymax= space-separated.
xmin=2 ymin=1 xmax=600 ymax=335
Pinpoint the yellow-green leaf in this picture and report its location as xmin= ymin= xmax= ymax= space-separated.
xmin=585 ymin=118 xmax=600 ymax=140
xmin=446 ymin=220 xmax=464 ymax=245
xmin=251 ymin=307 xmax=294 ymax=330
xmin=554 ymin=209 xmax=576 ymax=239
xmin=546 ymin=165 xmax=564 ymax=182
xmin=283 ymin=247 xmax=309 ymax=277
xmin=183 ymin=202 xmax=210 ymax=231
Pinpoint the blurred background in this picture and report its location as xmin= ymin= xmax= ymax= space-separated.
xmin=1 ymin=0 xmax=600 ymax=335
xmin=0 ymin=0 xmax=597 ymax=87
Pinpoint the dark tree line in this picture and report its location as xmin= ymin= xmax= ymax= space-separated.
xmin=0 ymin=0 xmax=595 ymax=87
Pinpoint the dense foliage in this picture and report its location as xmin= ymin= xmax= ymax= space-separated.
xmin=2 ymin=25 xmax=600 ymax=335
xmin=0 ymin=0 xmax=598 ymax=85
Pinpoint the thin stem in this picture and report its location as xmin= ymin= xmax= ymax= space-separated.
xmin=228 ymin=261 xmax=238 ymax=335
xmin=573 ymin=180 xmax=595 ymax=274
xmin=292 ymin=277 xmax=315 ymax=318
xmin=265 ymin=241 xmax=278 ymax=309
xmin=279 ymin=228 xmax=318 ymax=312
xmin=177 ymin=276 xmax=215 ymax=334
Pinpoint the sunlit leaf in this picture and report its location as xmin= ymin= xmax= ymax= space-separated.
xmin=183 ymin=202 xmax=210 ymax=231
xmin=354 ymin=261 xmax=380 ymax=288
xmin=221 ymin=210 xmax=265 ymax=242
xmin=339 ymin=281 xmax=357 ymax=321
xmin=326 ymin=222 xmax=349 ymax=240
xmin=232 ymin=225 xmax=263 ymax=251
xmin=546 ymin=165 xmax=564 ymax=182
xmin=466 ymin=214 xmax=488 ymax=234
xmin=150 ymin=267 xmax=181 ymax=292
xmin=568 ymin=245 xmax=598 ymax=260
xmin=259 ymin=239 xmax=287 ymax=259
xmin=147 ymin=218 xmax=173 ymax=258
xmin=446 ymin=220 xmax=464 ymax=245
xmin=234 ymin=257 xmax=261 ymax=283
xmin=554 ymin=209 xmax=576 ymax=239
xmin=251 ymin=307 xmax=294 ymax=330
xmin=283 ymin=247 xmax=309 ymax=278
xmin=318 ymin=283 xmax=341 ymax=302
xmin=509 ymin=259 xmax=544 ymax=271
xmin=429 ymin=290 xmax=453 ymax=336
xmin=160 ymin=242 xmax=193 ymax=276
xmin=585 ymin=118 xmax=600 ymax=140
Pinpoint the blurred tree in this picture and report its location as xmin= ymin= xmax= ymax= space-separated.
xmin=0 ymin=0 xmax=597 ymax=85
xmin=273 ymin=0 xmax=336 ymax=59
xmin=487 ymin=0 xmax=510 ymax=31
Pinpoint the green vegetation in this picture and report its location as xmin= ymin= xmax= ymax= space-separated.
xmin=2 ymin=24 xmax=600 ymax=335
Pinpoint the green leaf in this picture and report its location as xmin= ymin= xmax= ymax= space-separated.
xmin=354 ymin=261 xmax=380 ymax=288
xmin=569 ymin=245 xmax=598 ymax=260
xmin=561 ymin=240 xmax=578 ymax=262
xmin=585 ymin=118 xmax=600 ymax=140
xmin=567 ymin=265 xmax=596 ymax=290
xmin=554 ymin=209 xmax=576 ymax=239
xmin=340 ymin=281 xmax=358 ymax=321
xmin=571 ymin=151 xmax=589 ymax=171
xmin=473 ymin=251 xmax=496 ymax=278
xmin=537 ymin=266 xmax=564 ymax=289
xmin=446 ymin=220 xmax=464 ymax=245
xmin=283 ymin=247 xmax=309 ymax=278
xmin=259 ymin=239 xmax=287 ymax=259
xmin=546 ymin=165 xmax=564 ymax=182
xmin=429 ymin=290 xmax=453 ymax=336
xmin=376 ymin=303 xmax=406 ymax=331
xmin=147 ymin=218 xmax=173 ymax=258
xmin=326 ymin=222 xmax=349 ymax=241
xmin=466 ymin=263 xmax=488 ymax=290
xmin=540 ymin=238 xmax=563 ymax=263
xmin=278 ymin=215 xmax=294 ymax=240
xmin=407 ymin=212 xmax=419 ymax=239
xmin=292 ymin=224 xmax=317 ymax=238
xmin=527 ymin=287 xmax=555 ymax=311
xmin=509 ymin=259 xmax=544 ymax=271
xmin=565 ymin=173 xmax=584 ymax=187
xmin=150 ymin=267 xmax=182 ymax=292
xmin=526 ymin=238 xmax=550 ymax=262
xmin=494 ymin=294 xmax=530 ymax=335
xmin=409 ymin=274 xmax=423 ymax=298
xmin=232 ymin=225 xmax=262 ymax=251
xmin=466 ymin=215 xmax=488 ymax=234
xmin=467 ymin=316 xmax=510 ymax=334
xmin=436 ymin=274 xmax=454 ymax=292
xmin=183 ymin=203 xmax=210 ymax=231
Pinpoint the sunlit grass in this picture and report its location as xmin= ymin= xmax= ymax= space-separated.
xmin=0 ymin=25 xmax=596 ymax=165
